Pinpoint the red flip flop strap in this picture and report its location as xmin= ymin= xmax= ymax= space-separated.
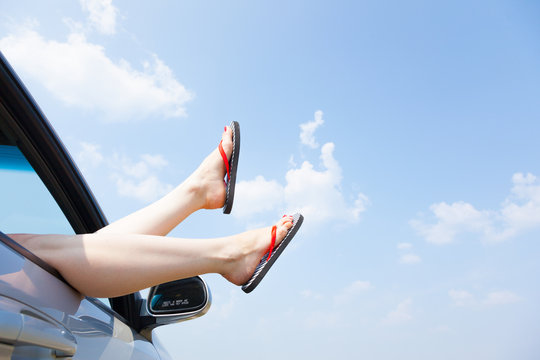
xmin=218 ymin=139 xmax=230 ymax=181
xmin=266 ymin=225 xmax=277 ymax=262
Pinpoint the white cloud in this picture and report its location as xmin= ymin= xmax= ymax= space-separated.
xmin=353 ymin=193 xmax=371 ymax=217
xmin=399 ymin=254 xmax=421 ymax=265
xmin=284 ymin=142 xmax=369 ymax=224
xmin=299 ymin=110 xmax=324 ymax=148
xmin=288 ymin=155 xmax=297 ymax=168
xmin=397 ymin=242 xmax=413 ymax=250
xmin=114 ymin=175 xmax=173 ymax=203
xmin=76 ymin=142 xmax=173 ymax=203
xmin=111 ymin=153 xmax=173 ymax=202
xmin=300 ymin=289 xmax=323 ymax=300
xmin=484 ymin=291 xmax=521 ymax=306
xmin=411 ymin=201 xmax=492 ymax=244
xmin=299 ymin=281 xmax=371 ymax=330
xmin=0 ymin=23 xmax=193 ymax=122
xmin=234 ymin=176 xmax=285 ymax=218
xmin=115 ymin=153 xmax=168 ymax=179
xmin=80 ymin=0 xmax=118 ymax=34
xmin=382 ymin=298 xmax=413 ymax=325
xmin=234 ymin=111 xmax=368 ymax=228
xmin=333 ymin=280 xmax=372 ymax=306
xmin=498 ymin=173 xmax=540 ymax=239
xmin=411 ymin=173 xmax=540 ymax=244
xmin=213 ymin=290 xmax=239 ymax=319
xmin=77 ymin=141 xmax=104 ymax=169
xmin=234 ymin=142 xmax=368 ymax=227
xmin=141 ymin=154 xmax=169 ymax=169
xmin=449 ymin=289 xmax=521 ymax=307
xmin=449 ymin=289 xmax=475 ymax=307
xmin=397 ymin=243 xmax=420 ymax=265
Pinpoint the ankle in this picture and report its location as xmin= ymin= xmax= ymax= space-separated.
xmin=213 ymin=236 xmax=237 ymax=277
xmin=176 ymin=176 xmax=206 ymax=211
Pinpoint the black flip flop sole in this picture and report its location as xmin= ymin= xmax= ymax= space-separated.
xmin=242 ymin=213 xmax=304 ymax=293
xmin=223 ymin=121 xmax=240 ymax=214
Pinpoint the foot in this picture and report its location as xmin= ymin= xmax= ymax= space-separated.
xmin=221 ymin=215 xmax=295 ymax=286
xmin=185 ymin=126 xmax=233 ymax=210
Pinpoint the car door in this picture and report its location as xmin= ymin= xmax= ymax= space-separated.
xmin=0 ymin=52 xmax=162 ymax=359
xmin=0 ymin=233 xmax=160 ymax=360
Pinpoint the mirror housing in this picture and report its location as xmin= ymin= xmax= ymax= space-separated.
xmin=148 ymin=276 xmax=209 ymax=315
xmin=138 ymin=276 xmax=211 ymax=339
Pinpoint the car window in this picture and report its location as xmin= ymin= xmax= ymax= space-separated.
xmin=0 ymin=144 xmax=114 ymax=308
xmin=0 ymin=144 xmax=73 ymax=234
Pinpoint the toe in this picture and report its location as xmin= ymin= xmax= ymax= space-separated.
xmin=221 ymin=125 xmax=233 ymax=156
xmin=275 ymin=216 xmax=294 ymax=245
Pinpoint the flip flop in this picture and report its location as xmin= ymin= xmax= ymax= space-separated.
xmin=242 ymin=213 xmax=304 ymax=293
xmin=218 ymin=121 xmax=240 ymax=214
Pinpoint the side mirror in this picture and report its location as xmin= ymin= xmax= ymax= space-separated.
xmin=148 ymin=276 xmax=209 ymax=316
xmin=138 ymin=276 xmax=211 ymax=339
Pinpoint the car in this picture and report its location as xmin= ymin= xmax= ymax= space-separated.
xmin=0 ymin=51 xmax=211 ymax=359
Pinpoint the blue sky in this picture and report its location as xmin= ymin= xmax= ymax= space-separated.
xmin=2 ymin=0 xmax=540 ymax=359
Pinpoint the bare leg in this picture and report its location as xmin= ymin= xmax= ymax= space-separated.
xmin=11 ymin=216 xmax=294 ymax=298
xmin=99 ymin=126 xmax=234 ymax=236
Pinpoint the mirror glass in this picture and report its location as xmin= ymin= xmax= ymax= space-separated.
xmin=148 ymin=276 xmax=208 ymax=315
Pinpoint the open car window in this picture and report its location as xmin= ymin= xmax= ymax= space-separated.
xmin=0 ymin=144 xmax=73 ymax=234
xmin=0 ymin=139 xmax=116 ymax=308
